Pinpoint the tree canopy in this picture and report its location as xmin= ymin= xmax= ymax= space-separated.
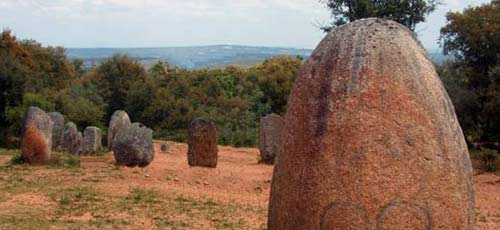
xmin=0 ymin=30 xmax=303 ymax=148
xmin=320 ymin=0 xmax=439 ymax=31
xmin=440 ymin=0 xmax=500 ymax=90
xmin=439 ymin=0 xmax=500 ymax=143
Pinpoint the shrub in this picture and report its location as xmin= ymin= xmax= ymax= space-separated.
xmin=9 ymin=151 xmax=25 ymax=165
xmin=478 ymin=148 xmax=499 ymax=172
xmin=48 ymin=153 xmax=80 ymax=168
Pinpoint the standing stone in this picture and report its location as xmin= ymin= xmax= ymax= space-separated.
xmin=48 ymin=112 xmax=64 ymax=151
xmin=63 ymin=122 xmax=82 ymax=155
xmin=160 ymin=143 xmax=169 ymax=153
xmin=112 ymin=123 xmax=154 ymax=167
xmin=107 ymin=110 xmax=131 ymax=149
xmin=187 ymin=119 xmax=218 ymax=168
xmin=21 ymin=107 xmax=53 ymax=164
xmin=80 ymin=126 xmax=102 ymax=154
xmin=268 ymin=19 xmax=474 ymax=230
xmin=259 ymin=114 xmax=283 ymax=164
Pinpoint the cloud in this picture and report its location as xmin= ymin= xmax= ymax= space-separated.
xmin=0 ymin=0 xmax=324 ymax=18
xmin=445 ymin=0 xmax=490 ymax=11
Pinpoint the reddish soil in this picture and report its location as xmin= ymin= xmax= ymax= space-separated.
xmin=474 ymin=173 xmax=500 ymax=229
xmin=90 ymin=142 xmax=274 ymax=205
xmin=0 ymin=142 xmax=498 ymax=229
xmin=93 ymin=142 xmax=500 ymax=229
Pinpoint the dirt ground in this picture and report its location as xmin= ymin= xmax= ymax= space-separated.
xmin=0 ymin=142 xmax=498 ymax=229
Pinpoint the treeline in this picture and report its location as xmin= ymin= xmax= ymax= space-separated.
xmin=1 ymin=1 xmax=499 ymax=151
xmin=437 ymin=0 xmax=500 ymax=146
xmin=0 ymin=30 xmax=301 ymax=147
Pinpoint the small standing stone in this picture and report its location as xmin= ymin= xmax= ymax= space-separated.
xmin=80 ymin=126 xmax=102 ymax=154
xmin=63 ymin=122 xmax=82 ymax=155
xmin=112 ymin=123 xmax=154 ymax=167
xmin=187 ymin=119 xmax=218 ymax=168
xmin=107 ymin=110 xmax=131 ymax=149
xmin=160 ymin=144 xmax=169 ymax=153
xmin=21 ymin=107 xmax=53 ymax=164
xmin=48 ymin=112 xmax=64 ymax=151
xmin=259 ymin=114 xmax=283 ymax=164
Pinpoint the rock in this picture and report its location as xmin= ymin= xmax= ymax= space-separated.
xmin=107 ymin=110 xmax=131 ymax=149
xmin=112 ymin=123 xmax=154 ymax=167
xmin=48 ymin=112 xmax=64 ymax=151
xmin=259 ymin=114 xmax=283 ymax=164
xmin=20 ymin=106 xmax=53 ymax=164
xmin=80 ymin=126 xmax=102 ymax=154
xmin=160 ymin=143 xmax=169 ymax=152
xmin=268 ymin=19 xmax=474 ymax=230
xmin=187 ymin=119 xmax=218 ymax=168
xmin=63 ymin=122 xmax=82 ymax=155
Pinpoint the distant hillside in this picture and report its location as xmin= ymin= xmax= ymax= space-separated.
xmin=66 ymin=45 xmax=312 ymax=69
xmin=66 ymin=45 xmax=450 ymax=69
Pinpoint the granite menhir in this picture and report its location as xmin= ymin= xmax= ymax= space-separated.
xmin=112 ymin=123 xmax=154 ymax=167
xmin=63 ymin=122 xmax=82 ymax=155
xmin=268 ymin=18 xmax=474 ymax=230
xmin=259 ymin=114 xmax=283 ymax=164
xmin=21 ymin=106 xmax=53 ymax=164
xmin=80 ymin=126 xmax=102 ymax=154
xmin=48 ymin=112 xmax=64 ymax=151
xmin=107 ymin=110 xmax=131 ymax=149
xmin=187 ymin=119 xmax=218 ymax=168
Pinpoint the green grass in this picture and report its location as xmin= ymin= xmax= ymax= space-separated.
xmin=48 ymin=153 xmax=80 ymax=169
xmin=0 ymin=148 xmax=21 ymax=156
xmin=8 ymin=150 xmax=25 ymax=165
xmin=0 ymin=155 xmax=267 ymax=229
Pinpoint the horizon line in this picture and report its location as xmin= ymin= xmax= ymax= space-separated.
xmin=64 ymin=44 xmax=314 ymax=50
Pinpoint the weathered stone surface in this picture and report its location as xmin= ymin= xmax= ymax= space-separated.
xmin=21 ymin=107 xmax=53 ymax=164
xmin=259 ymin=114 xmax=283 ymax=164
xmin=268 ymin=18 xmax=474 ymax=230
xmin=63 ymin=122 xmax=82 ymax=155
xmin=107 ymin=110 xmax=131 ymax=149
xmin=80 ymin=126 xmax=102 ymax=154
xmin=187 ymin=119 xmax=218 ymax=168
xmin=112 ymin=123 xmax=154 ymax=167
xmin=48 ymin=112 xmax=64 ymax=151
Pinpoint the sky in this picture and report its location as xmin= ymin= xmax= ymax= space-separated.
xmin=0 ymin=0 xmax=492 ymax=51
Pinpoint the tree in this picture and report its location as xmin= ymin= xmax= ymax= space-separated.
xmin=440 ymin=0 xmax=500 ymax=90
xmin=437 ymin=62 xmax=482 ymax=142
xmin=0 ymin=30 xmax=76 ymax=147
xmin=90 ymin=55 xmax=147 ymax=120
xmin=320 ymin=0 xmax=439 ymax=31
xmin=439 ymin=1 xmax=500 ymax=143
xmin=255 ymin=56 xmax=302 ymax=115
xmin=5 ymin=93 xmax=55 ymax=136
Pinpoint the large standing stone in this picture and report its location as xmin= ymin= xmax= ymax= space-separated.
xmin=268 ymin=19 xmax=474 ymax=230
xmin=107 ymin=110 xmax=131 ymax=149
xmin=63 ymin=122 xmax=82 ymax=155
xmin=80 ymin=126 xmax=102 ymax=154
xmin=187 ymin=119 xmax=218 ymax=168
xmin=259 ymin=114 xmax=283 ymax=164
xmin=21 ymin=107 xmax=53 ymax=164
xmin=48 ymin=112 xmax=64 ymax=151
xmin=112 ymin=123 xmax=154 ymax=167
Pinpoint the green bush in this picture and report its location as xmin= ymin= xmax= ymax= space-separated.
xmin=48 ymin=154 xmax=80 ymax=168
xmin=4 ymin=93 xmax=56 ymax=136
xmin=478 ymin=148 xmax=499 ymax=172
xmin=9 ymin=151 xmax=25 ymax=165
